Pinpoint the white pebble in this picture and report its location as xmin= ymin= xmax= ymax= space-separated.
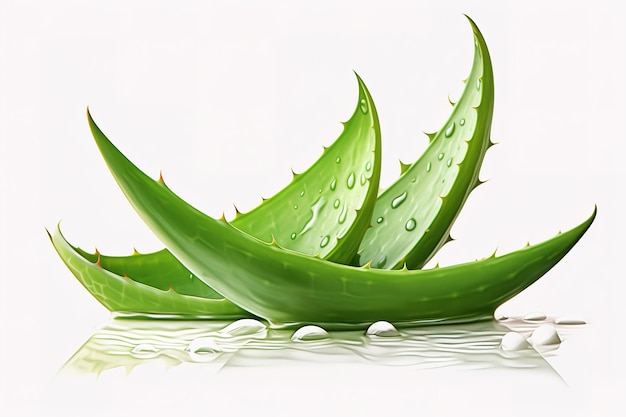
xmin=500 ymin=332 xmax=529 ymax=351
xmin=366 ymin=321 xmax=400 ymax=337
xmin=524 ymin=312 xmax=547 ymax=321
xmin=555 ymin=316 xmax=586 ymax=325
xmin=291 ymin=325 xmax=329 ymax=341
xmin=187 ymin=337 xmax=221 ymax=354
xmin=530 ymin=324 xmax=561 ymax=346
xmin=219 ymin=319 xmax=266 ymax=336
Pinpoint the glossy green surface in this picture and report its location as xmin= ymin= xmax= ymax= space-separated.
xmin=48 ymin=226 xmax=251 ymax=318
xmin=87 ymin=96 xmax=595 ymax=328
xmin=231 ymin=74 xmax=381 ymax=262
xmin=52 ymin=76 xmax=380 ymax=316
xmin=355 ymin=16 xmax=494 ymax=269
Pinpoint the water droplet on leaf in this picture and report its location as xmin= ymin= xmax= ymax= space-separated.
xmin=405 ymin=218 xmax=416 ymax=231
xmin=359 ymin=98 xmax=368 ymax=114
xmin=445 ymin=123 xmax=455 ymax=138
xmin=320 ymin=235 xmax=330 ymax=248
xmin=391 ymin=191 xmax=407 ymax=209
xmin=347 ymin=172 xmax=356 ymax=189
xmin=338 ymin=204 xmax=348 ymax=224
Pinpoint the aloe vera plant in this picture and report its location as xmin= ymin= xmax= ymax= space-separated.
xmin=86 ymin=107 xmax=595 ymax=328
xmin=51 ymin=16 xmax=595 ymax=327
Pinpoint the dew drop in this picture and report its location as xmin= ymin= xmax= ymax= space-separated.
xmin=336 ymin=156 xmax=341 ymax=164
xmin=360 ymin=173 xmax=367 ymax=185
xmin=290 ymin=233 xmax=296 ymax=240
xmin=426 ymin=162 xmax=432 ymax=172
xmin=476 ymin=78 xmax=482 ymax=91
xmin=292 ymin=325 xmax=328 ymax=341
xmin=446 ymin=158 xmax=453 ymax=167
xmin=376 ymin=256 xmax=387 ymax=268
xmin=445 ymin=123 xmax=455 ymax=138
xmin=460 ymin=118 xmax=466 ymax=126
xmin=347 ymin=172 xmax=356 ymax=189
xmin=359 ymin=98 xmax=368 ymax=114
xmin=320 ymin=235 xmax=330 ymax=248
xmin=365 ymin=161 xmax=372 ymax=171
xmin=405 ymin=218 xmax=417 ymax=231
xmin=330 ymin=178 xmax=337 ymax=190
xmin=366 ymin=321 xmax=400 ymax=337
xmin=338 ymin=204 xmax=348 ymax=224
xmin=333 ymin=199 xmax=340 ymax=208
xmin=300 ymin=190 xmax=305 ymax=197
xmin=293 ymin=204 xmax=298 ymax=209
xmin=391 ymin=191 xmax=407 ymax=209
xmin=438 ymin=152 xmax=444 ymax=161
xmin=376 ymin=216 xmax=384 ymax=224
xmin=298 ymin=196 xmax=327 ymax=236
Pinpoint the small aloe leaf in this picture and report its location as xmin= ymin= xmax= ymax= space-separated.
xmin=72 ymin=243 xmax=221 ymax=299
xmin=231 ymin=73 xmax=381 ymax=263
xmin=48 ymin=224 xmax=252 ymax=318
xmin=354 ymin=16 xmax=495 ymax=270
xmin=87 ymin=109 xmax=596 ymax=328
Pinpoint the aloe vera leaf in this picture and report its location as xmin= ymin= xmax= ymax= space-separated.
xmin=355 ymin=16 xmax=494 ymax=270
xmin=230 ymin=73 xmax=381 ymax=263
xmin=53 ymin=76 xmax=379 ymax=314
xmin=87 ymin=107 xmax=596 ymax=328
xmin=48 ymin=225 xmax=252 ymax=318
xmin=72 ymin=243 xmax=221 ymax=299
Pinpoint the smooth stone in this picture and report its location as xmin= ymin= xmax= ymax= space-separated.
xmin=187 ymin=337 xmax=221 ymax=354
xmin=366 ymin=321 xmax=400 ymax=337
xmin=555 ymin=316 xmax=586 ymax=325
xmin=530 ymin=324 xmax=561 ymax=346
xmin=500 ymin=332 xmax=529 ymax=351
xmin=219 ymin=319 xmax=266 ymax=336
xmin=524 ymin=312 xmax=547 ymax=321
xmin=291 ymin=325 xmax=329 ymax=341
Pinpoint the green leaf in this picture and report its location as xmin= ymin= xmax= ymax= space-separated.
xmin=354 ymin=16 xmax=495 ymax=270
xmin=48 ymin=224 xmax=252 ymax=318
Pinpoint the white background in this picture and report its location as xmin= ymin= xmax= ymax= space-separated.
xmin=1 ymin=0 xmax=624 ymax=415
